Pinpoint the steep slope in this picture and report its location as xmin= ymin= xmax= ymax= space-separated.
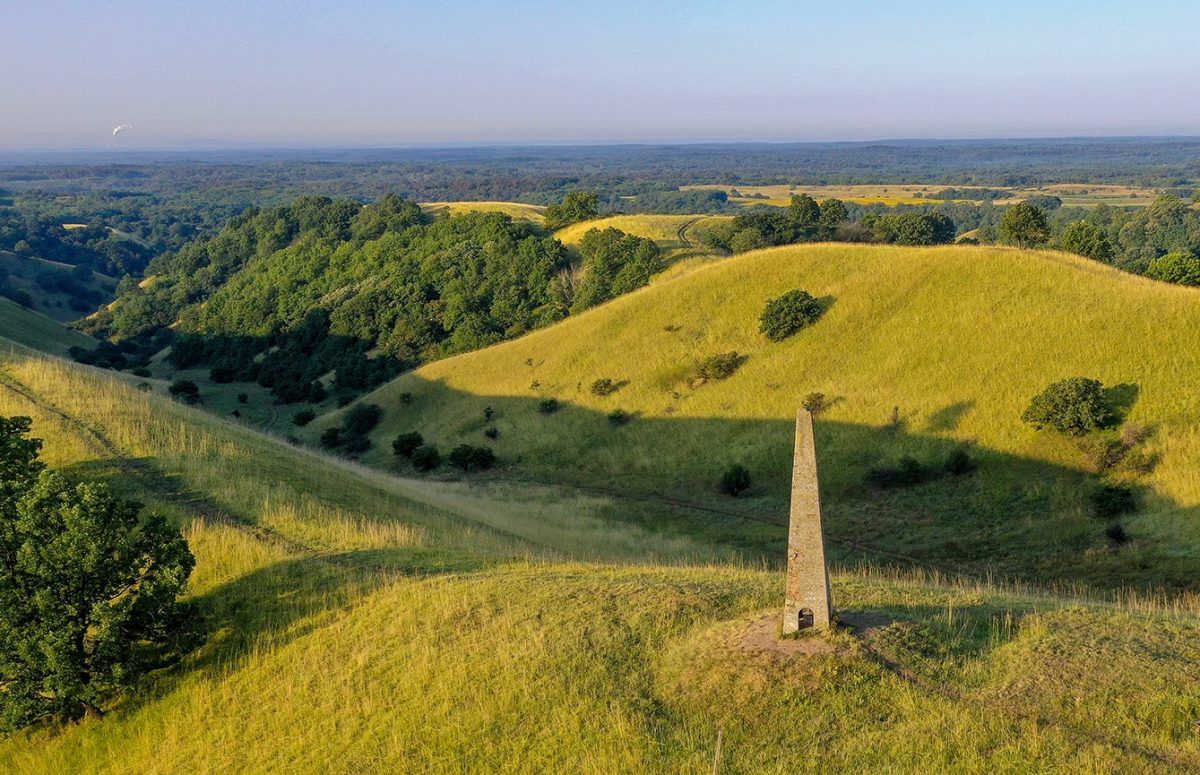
xmin=1 ymin=344 xmax=1198 ymax=772
xmin=324 ymin=243 xmax=1200 ymax=588
xmin=0 ymin=296 xmax=96 ymax=355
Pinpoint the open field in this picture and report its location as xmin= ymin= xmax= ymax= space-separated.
xmin=682 ymin=183 xmax=1167 ymax=208
xmin=0 ymin=345 xmax=1199 ymax=771
xmin=323 ymin=243 xmax=1200 ymax=589
xmin=419 ymin=200 xmax=546 ymax=222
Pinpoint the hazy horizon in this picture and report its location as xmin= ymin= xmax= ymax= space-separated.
xmin=4 ymin=0 xmax=1199 ymax=150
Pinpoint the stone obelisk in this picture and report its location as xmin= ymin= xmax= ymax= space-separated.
xmin=782 ymin=409 xmax=833 ymax=633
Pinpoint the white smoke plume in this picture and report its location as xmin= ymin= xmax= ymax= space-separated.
xmin=112 ymin=124 xmax=132 ymax=137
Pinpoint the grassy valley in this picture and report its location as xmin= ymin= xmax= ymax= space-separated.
xmin=316 ymin=242 xmax=1200 ymax=589
xmin=0 ymin=345 xmax=1197 ymax=771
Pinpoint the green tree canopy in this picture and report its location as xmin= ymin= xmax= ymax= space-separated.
xmin=570 ymin=228 xmax=663 ymax=312
xmin=543 ymin=191 xmax=600 ymax=230
xmin=999 ymin=202 xmax=1051 ymax=247
xmin=1145 ymin=251 xmax=1200 ymax=286
xmin=1059 ymin=220 xmax=1114 ymax=263
xmin=0 ymin=417 xmax=195 ymax=730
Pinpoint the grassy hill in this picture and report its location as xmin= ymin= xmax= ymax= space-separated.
xmin=1 ymin=344 xmax=1199 ymax=771
xmin=319 ymin=243 xmax=1200 ymax=589
xmin=0 ymin=250 xmax=117 ymax=322
xmin=420 ymin=200 xmax=546 ymax=222
xmin=0 ymin=296 xmax=96 ymax=355
xmin=554 ymin=213 xmax=731 ymax=264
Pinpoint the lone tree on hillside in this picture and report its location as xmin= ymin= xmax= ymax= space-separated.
xmin=543 ymin=191 xmax=600 ymax=230
xmin=0 ymin=416 xmax=195 ymax=731
xmin=999 ymin=202 xmax=1051 ymax=248
xmin=1021 ymin=377 xmax=1109 ymax=435
xmin=760 ymin=289 xmax=824 ymax=341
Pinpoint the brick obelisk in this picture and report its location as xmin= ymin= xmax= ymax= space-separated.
xmin=782 ymin=409 xmax=833 ymax=633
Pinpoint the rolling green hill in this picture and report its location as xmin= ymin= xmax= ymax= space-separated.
xmin=0 ymin=250 xmax=117 ymax=322
xmin=0 ymin=344 xmax=1199 ymax=772
xmin=318 ymin=243 xmax=1200 ymax=589
xmin=0 ymin=296 xmax=96 ymax=355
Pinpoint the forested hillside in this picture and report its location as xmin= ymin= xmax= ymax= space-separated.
xmin=84 ymin=195 xmax=661 ymax=405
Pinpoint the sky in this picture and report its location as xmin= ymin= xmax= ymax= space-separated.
xmin=3 ymin=0 xmax=1199 ymax=149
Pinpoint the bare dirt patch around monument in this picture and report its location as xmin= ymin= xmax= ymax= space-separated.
xmin=738 ymin=613 xmax=837 ymax=657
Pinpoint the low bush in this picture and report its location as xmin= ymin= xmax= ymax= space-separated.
xmin=1106 ymin=523 xmax=1130 ymax=545
xmin=694 ymin=352 xmax=746 ymax=381
xmin=343 ymin=403 xmax=382 ymax=436
xmin=237 ymin=393 xmax=248 ymax=404
xmin=718 ymin=464 xmax=751 ymax=496
xmin=447 ymin=444 xmax=496 ymax=472
xmin=537 ymin=398 xmax=560 ymax=415
xmin=802 ymin=392 xmax=826 ymax=415
xmin=392 ymin=431 xmax=424 ymax=457
xmin=943 ymin=448 xmax=976 ymax=476
xmin=168 ymin=379 xmax=200 ymax=405
xmin=484 ymin=427 xmax=499 ymax=439
xmin=1091 ymin=484 xmax=1137 ymax=518
xmin=410 ymin=445 xmax=440 ymax=471
xmin=1021 ymin=377 xmax=1108 ymax=435
xmin=292 ymin=409 xmax=315 ymax=427
xmin=866 ymin=457 xmax=932 ymax=489
xmin=590 ymin=378 xmax=621 ymax=396
xmin=319 ymin=427 xmax=342 ymax=449
xmin=760 ymin=289 xmax=823 ymax=341
xmin=607 ymin=409 xmax=632 ymax=427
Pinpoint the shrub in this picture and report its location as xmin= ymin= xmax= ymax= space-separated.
xmin=392 ymin=431 xmax=424 ymax=457
xmin=694 ymin=352 xmax=746 ymax=381
xmin=484 ymin=427 xmax=499 ymax=440
xmin=319 ymin=427 xmax=343 ymax=449
xmin=399 ymin=392 xmax=413 ymax=405
xmin=237 ymin=393 xmax=248 ymax=404
xmin=483 ymin=406 xmax=494 ymax=422
xmin=343 ymin=403 xmax=382 ymax=436
xmin=342 ymin=434 xmax=371 ymax=454
xmin=607 ymin=409 xmax=632 ymax=427
xmin=866 ymin=457 xmax=931 ymax=489
xmin=537 ymin=398 xmax=560 ymax=415
xmin=999 ymin=202 xmax=1051 ymax=247
xmin=1091 ymin=484 xmax=1137 ymax=519
xmin=447 ymin=444 xmax=496 ymax=472
xmin=718 ymin=464 xmax=752 ymax=496
xmin=590 ymin=378 xmax=620 ymax=396
xmin=1021 ymin=377 xmax=1108 ymax=435
xmin=1105 ymin=523 xmax=1130 ymax=545
xmin=760 ymin=290 xmax=823 ymax=341
xmin=1077 ymin=436 xmax=1127 ymax=473
xmin=168 ymin=379 xmax=200 ymax=405
xmin=410 ymin=445 xmax=440 ymax=471
xmin=292 ymin=409 xmax=316 ymax=427
xmin=131 ymin=367 xmax=151 ymax=378
xmin=802 ymin=392 xmax=826 ymax=415
xmin=943 ymin=448 xmax=976 ymax=476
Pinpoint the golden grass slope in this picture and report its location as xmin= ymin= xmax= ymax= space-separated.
xmin=553 ymin=214 xmax=732 ymax=268
xmin=1 ymin=345 xmax=1200 ymax=772
xmin=420 ymin=200 xmax=546 ymax=223
xmin=331 ymin=243 xmax=1200 ymax=586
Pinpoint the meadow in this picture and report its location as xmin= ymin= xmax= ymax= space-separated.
xmin=321 ymin=242 xmax=1200 ymax=589
xmin=0 ymin=345 xmax=1199 ymax=772
xmin=681 ymin=183 xmax=1164 ymax=208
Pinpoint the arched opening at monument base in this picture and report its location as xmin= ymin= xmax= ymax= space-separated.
xmin=798 ymin=608 xmax=814 ymax=630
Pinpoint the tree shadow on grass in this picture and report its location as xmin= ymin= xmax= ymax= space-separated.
xmin=1104 ymin=383 xmax=1140 ymax=426
xmin=923 ymin=401 xmax=974 ymax=433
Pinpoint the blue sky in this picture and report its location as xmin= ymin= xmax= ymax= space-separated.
xmin=3 ymin=0 xmax=1199 ymax=148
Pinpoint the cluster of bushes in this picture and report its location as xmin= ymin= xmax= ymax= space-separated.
xmin=168 ymin=379 xmax=201 ymax=405
xmin=865 ymin=448 xmax=976 ymax=490
xmin=320 ymin=403 xmax=382 ymax=455
xmin=543 ymin=191 xmax=599 ymax=230
xmin=392 ymin=430 xmax=493 ymax=473
xmin=861 ymin=212 xmax=956 ymax=246
xmin=699 ymin=195 xmax=850 ymax=253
